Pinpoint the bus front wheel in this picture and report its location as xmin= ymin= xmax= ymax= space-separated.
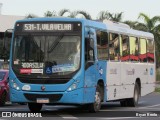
xmin=88 ymin=85 xmax=102 ymax=112
xmin=28 ymin=103 xmax=43 ymax=112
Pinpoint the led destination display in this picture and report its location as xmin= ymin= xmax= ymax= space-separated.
xmin=23 ymin=24 xmax=72 ymax=31
xmin=15 ymin=22 xmax=82 ymax=32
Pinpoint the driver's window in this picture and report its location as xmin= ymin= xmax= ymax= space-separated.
xmin=85 ymin=38 xmax=94 ymax=62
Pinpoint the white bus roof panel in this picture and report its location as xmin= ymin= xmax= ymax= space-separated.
xmin=103 ymin=20 xmax=154 ymax=39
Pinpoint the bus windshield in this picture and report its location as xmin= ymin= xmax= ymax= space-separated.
xmin=13 ymin=34 xmax=81 ymax=76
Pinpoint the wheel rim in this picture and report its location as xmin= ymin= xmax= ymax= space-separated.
xmin=95 ymin=91 xmax=101 ymax=110
xmin=134 ymin=87 xmax=139 ymax=104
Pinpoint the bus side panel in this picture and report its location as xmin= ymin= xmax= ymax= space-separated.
xmin=147 ymin=63 xmax=156 ymax=93
xmin=83 ymin=61 xmax=107 ymax=103
xmin=120 ymin=62 xmax=155 ymax=98
xmin=120 ymin=62 xmax=137 ymax=99
xmin=83 ymin=65 xmax=97 ymax=103
xmin=96 ymin=61 xmax=107 ymax=101
xmin=141 ymin=63 xmax=155 ymax=96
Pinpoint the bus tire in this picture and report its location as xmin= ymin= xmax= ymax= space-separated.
xmin=120 ymin=100 xmax=127 ymax=107
xmin=28 ymin=103 xmax=43 ymax=112
xmin=0 ymin=92 xmax=7 ymax=106
xmin=88 ymin=85 xmax=102 ymax=113
xmin=128 ymin=83 xmax=140 ymax=107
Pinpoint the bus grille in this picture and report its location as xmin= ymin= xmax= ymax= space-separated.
xmin=24 ymin=93 xmax=63 ymax=102
xmin=18 ymin=77 xmax=69 ymax=84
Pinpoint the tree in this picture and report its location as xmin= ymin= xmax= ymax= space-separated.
xmin=76 ymin=10 xmax=92 ymax=20
xmin=108 ymin=12 xmax=123 ymax=22
xmin=138 ymin=13 xmax=160 ymax=33
xmin=124 ymin=21 xmax=137 ymax=28
xmin=97 ymin=11 xmax=110 ymax=20
xmin=58 ymin=9 xmax=70 ymax=16
xmin=68 ymin=11 xmax=77 ymax=18
xmin=25 ymin=14 xmax=38 ymax=19
xmin=44 ymin=11 xmax=56 ymax=17
xmin=137 ymin=13 xmax=160 ymax=67
xmin=44 ymin=9 xmax=72 ymax=18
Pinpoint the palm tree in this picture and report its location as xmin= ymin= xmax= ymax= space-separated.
xmin=68 ymin=11 xmax=77 ymax=18
xmin=58 ymin=9 xmax=70 ymax=17
xmin=76 ymin=10 xmax=92 ymax=20
xmin=123 ymin=20 xmax=147 ymax=30
xmin=44 ymin=11 xmax=56 ymax=17
xmin=138 ymin=13 xmax=160 ymax=33
xmin=25 ymin=14 xmax=38 ymax=19
xmin=44 ymin=9 xmax=72 ymax=18
xmin=137 ymin=13 xmax=160 ymax=67
xmin=108 ymin=12 xmax=123 ymax=22
xmin=97 ymin=11 xmax=110 ymax=20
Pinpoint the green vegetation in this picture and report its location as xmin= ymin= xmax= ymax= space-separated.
xmin=156 ymin=69 xmax=160 ymax=81
xmin=155 ymin=87 xmax=160 ymax=93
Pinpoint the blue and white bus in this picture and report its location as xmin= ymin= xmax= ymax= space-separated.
xmin=9 ymin=18 xmax=155 ymax=112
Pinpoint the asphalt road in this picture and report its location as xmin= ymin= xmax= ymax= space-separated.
xmin=0 ymin=92 xmax=160 ymax=120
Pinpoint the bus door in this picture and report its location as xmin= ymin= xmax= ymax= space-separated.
xmin=83 ymin=28 xmax=97 ymax=103
xmin=107 ymin=33 xmax=121 ymax=100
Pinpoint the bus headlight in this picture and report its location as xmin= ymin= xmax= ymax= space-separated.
xmin=13 ymin=83 xmax=20 ymax=90
xmin=22 ymin=85 xmax=31 ymax=91
xmin=67 ymin=80 xmax=79 ymax=91
xmin=11 ymin=79 xmax=20 ymax=91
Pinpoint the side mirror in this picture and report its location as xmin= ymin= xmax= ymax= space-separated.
xmin=6 ymin=77 xmax=9 ymax=83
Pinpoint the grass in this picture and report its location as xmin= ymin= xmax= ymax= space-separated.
xmin=156 ymin=68 xmax=160 ymax=93
xmin=155 ymin=87 xmax=160 ymax=93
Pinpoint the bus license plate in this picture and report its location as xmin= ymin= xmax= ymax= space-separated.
xmin=37 ymin=98 xmax=49 ymax=103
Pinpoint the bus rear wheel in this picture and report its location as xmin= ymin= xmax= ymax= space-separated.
xmin=128 ymin=83 xmax=140 ymax=107
xmin=28 ymin=103 xmax=43 ymax=112
xmin=88 ymin=85 xmax=102 ymax=112
xmin=120 ymin=83 xmax=140 ymax=107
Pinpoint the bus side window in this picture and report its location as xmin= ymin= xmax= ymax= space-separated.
xmin=147 ymin=39 xmax=154 ymax=63
xmin=121 ymin=34 xmax=129 ymax=62
xmin=109 ymin=33 xmax=119 ymax=61
xmin=139 ymin=38 xmax=147 ymax=62
xmin=96 ymin=31 xmax=108 ymax=60
xmin=129 ymin=37 xmax=139 ymax=62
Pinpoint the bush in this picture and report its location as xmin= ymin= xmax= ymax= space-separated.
xmin=156 ymin=68 xmax=160 ymax=82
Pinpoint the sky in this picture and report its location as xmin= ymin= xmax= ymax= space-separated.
xmin=0 ymin=0 xmax=159 ymax=21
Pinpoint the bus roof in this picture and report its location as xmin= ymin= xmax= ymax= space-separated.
xmin=16 ymin=17 xmax=154 ymax=39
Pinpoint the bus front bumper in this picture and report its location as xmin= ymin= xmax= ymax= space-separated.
xmin=10 ymin=88 xmax=84 ymax=104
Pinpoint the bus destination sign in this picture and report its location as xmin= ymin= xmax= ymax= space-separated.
xmin=23 ymin=23 xmax=73 ymax=31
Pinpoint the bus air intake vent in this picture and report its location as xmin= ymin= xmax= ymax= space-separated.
xmin=24 ymin=93 xmax=63 ymax=102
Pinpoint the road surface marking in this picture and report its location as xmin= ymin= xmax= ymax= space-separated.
xmin=138 ymin=104 xmax=160 ymax=109
xmin=138 ymin=107 xmax=160 ymax=110
xmin=138 ymin=101 xmax=145 ymax=104
xmin=45 ymin=109 xmax=57 ymax=111
xmin=58 ymin=114 xmax=78 ymax=119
